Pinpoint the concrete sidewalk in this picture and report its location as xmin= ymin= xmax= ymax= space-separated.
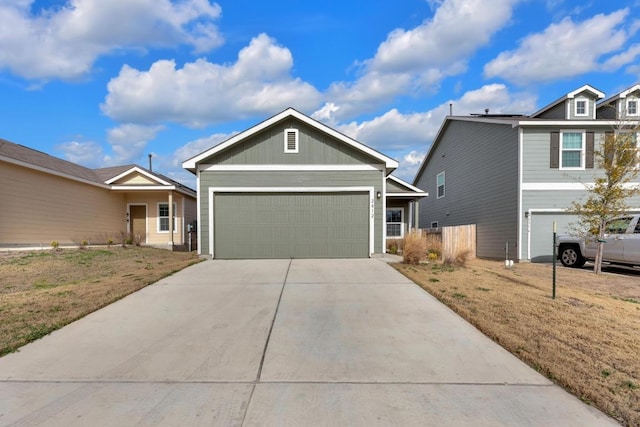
xmin=0 ymin=259 xmax=617 ymax=426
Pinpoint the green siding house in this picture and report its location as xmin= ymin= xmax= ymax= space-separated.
xmin=183 ymin=108 xmax=427 ymax=259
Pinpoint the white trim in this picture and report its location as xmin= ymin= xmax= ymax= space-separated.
xmin=196 ymin=171 xmax=201 ymax=255
xmin=517 ymin=127 xmax=524 ymax=261
xmin=574 ymin=98 xmax=588 ymax=117
xmin=387 ymin=174 xmax=429 ymax=194
xmin=567 ymin=84 xmax=605 ymax=100
xmin=559 ymin=130 xmax=586 ymax=170
xmin=183 ymin=108 xmax=398 ymax=171
xmin=199 ymin=164 xmax=384 ymax=172
xmin=386 ymin=192 xmax=429 ymax=198
xmin=284 ymin=128 xmax=299 ymax=153
xmin=385 ymin=207 xmax=405 ymax=239
xmin=157 ymin=202 xmax=177 ymax=234
xmin=522 ymin=182 xmax=640 ymax=191
xmin=181 ymin=197 xmax=186 ymax=244
xmin=207 ymin=186 xmax=375 ymax=258
xmin=627 ymin=98 xmax=639 ymax=116
xmin=110 ymin=185 xmax=177 ymax=191
xmin=381 ymin=170 xmax=386 ymax=253
xmin=516 ymin=120 xmax=631 ymax=126
xmin=127 ymin=203 xmax=148 ymax=244
xmin=436 ymin=171 xmax=445 ymax=199
xmin=105 ymin=166 xmax=172 ymax=186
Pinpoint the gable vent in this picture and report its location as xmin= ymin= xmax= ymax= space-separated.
xmin=284 ymin=129 xmax=299 ymax=153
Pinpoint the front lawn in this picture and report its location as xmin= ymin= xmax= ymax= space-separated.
xmin=0 ymin=247 xmax=199 ymax=357
xmin=394 ymin=259 xmax=639 ymax=426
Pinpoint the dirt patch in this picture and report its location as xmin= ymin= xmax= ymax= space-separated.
xmin=393 ymin=259 xmax=640 ymax=427
xmin=0 ymin=247 xmax=199 ymax=357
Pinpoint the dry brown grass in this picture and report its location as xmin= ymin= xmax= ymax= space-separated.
xmin=402 ymin=230 xmax=427 ymax=264
xmin=0 ymin=247 xmax=199 ymax=357
xmin=393 ymin=259 xmax=640 ymax=426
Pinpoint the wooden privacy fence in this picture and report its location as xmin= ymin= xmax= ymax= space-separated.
xmin=420 ymin=224 xmax=476 ymax=260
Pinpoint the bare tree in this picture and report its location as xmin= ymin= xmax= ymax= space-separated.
xmin=570 ymin=118 xmax=640 ymax=274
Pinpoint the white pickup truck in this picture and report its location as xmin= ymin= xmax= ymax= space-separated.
xmin=557 ymin=214 xmax=640 ymax=268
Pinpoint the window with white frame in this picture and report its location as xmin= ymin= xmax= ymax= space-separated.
xmin=158 ymin=203 xmax=177 ymax=232
xmin=386 ymin=208 xmax=404 ymax=238
xmin=627 ymin=99 xmax=638 ymax=116
xmin=575 ymin=98 xmax=588 ymax=116
xmin=560 ymin=131 xmax=585 ymax=169
xmin=436 ymin=171 xmax=445 ymax=199
xmin=284 ymin=128 xmax=299 ymax=153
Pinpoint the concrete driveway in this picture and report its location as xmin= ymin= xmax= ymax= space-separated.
xmin=0 ymin=258 xmax=616 ymax=426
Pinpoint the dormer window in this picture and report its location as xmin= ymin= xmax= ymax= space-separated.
xmin=575 ymin=98 xmax=588 ymax=117
xmin=284 ymin=128 xmax=299 ymax=153
xmin=627 ymin=99 xmax=638 ymax=116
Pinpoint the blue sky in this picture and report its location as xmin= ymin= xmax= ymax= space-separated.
xmin=2 ymin=0 xmax=640 ymax=187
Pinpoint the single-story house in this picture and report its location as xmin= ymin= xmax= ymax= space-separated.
xmin=0 ymin=138 xmax=197 ymax=249
xmin=182 ymin=108 xmax=427 ymax=259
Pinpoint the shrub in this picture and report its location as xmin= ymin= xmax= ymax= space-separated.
xmin=444 ymin=249 xmax=472 ymax=267
xmin=386 ymin=239 xmax=401 ymax=255
xmin=402 ymin=230 xmax=427 ymax=265
xmin=50 ymin=241 xmax=59 ymax=251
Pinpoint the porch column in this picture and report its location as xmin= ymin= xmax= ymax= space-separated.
xmin=168 ymin=190 xmax=174 ymax=247
xmin=414 ymin=200 xmax=419 ymax=229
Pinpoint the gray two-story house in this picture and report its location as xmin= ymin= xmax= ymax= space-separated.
xmin=414 ymin=84 xmax=640 ymax=262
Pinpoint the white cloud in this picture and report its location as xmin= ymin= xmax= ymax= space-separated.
xmin=335 ymin=84 xmax=536 ymax=180
xmin=101 ymin=34 xmax=322 ymax=127
xmin=318 ymin=0 xmax=519 ymax=121
xmin=484 ymin=9 xmax=634 ymax=83
xmin=392 ymin=150 xmax=427 ymax=183
xmin=338 ymin=84 xmax=534 ymax=151
xmin=0 ymin=0 xmax=223 ymax=80
xmin=173 ymin=132 xmax=237 ymax=167
xmin=56 ymin=140 xmax=105 ymax=168
xmin=105 ymin=123 xmax=164 ymax=165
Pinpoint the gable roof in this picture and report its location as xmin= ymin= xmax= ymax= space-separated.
xmin=0 ymin=138 xmax=106 ymax=187
xmin=386 ymin=175 xmax=428 ymax=198
xmin=182 ymin=107 xmax=399 ymax=174
xmin=530 ymin=84 xmax=605 ymax=118
xmin=598 ymin=83 xmax=640 ymax=106
xmin=1 ymin=138 xmax=195 ymax=196
xmin=95 ymin=165 xmax=196 ymax=197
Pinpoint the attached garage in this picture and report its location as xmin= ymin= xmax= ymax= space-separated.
xmin=182 ymin=108 xmax=410 ymax=259
xmin=212 ymin=190 xmax=371 ymax=259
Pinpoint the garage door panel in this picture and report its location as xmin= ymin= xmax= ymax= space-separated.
xmin=214 ymin=193 xmax=369 ymax=259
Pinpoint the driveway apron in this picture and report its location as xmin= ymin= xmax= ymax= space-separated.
xmin=0 ymin=259 xmax=617 ymax=426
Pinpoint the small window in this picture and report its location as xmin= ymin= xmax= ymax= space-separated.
xmin=386 ymin=208 xmax=404 ymax=238
xmin=560 ymin=131 xmax=584 ymax=169
xmin=431 ymin=221 xmax=439 ymax=228
xmin=284 ymin=129 xmax=299 ymax=153
xmin=575 ymin=99 xmax=587 ymax=116
xmin=627 ymin=99 xmax=638 ymax=116
xmin=158 ymin=203 xmax=177 ymax=233
xmin=436 ymin=172 xmax=445 ymax=199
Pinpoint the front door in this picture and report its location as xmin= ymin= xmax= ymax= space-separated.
xmin=130 ymin=205 xmax=147 ymax=244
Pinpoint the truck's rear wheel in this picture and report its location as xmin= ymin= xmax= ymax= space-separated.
xmin=559 ymin=246 xmax=586 ymax=268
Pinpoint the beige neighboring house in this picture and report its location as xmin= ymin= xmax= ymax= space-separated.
xmin=0 ymin=138 xmax=197 ymax=250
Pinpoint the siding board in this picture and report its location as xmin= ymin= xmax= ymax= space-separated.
xmin=415 ymin=120 xmax=519 ymax=259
